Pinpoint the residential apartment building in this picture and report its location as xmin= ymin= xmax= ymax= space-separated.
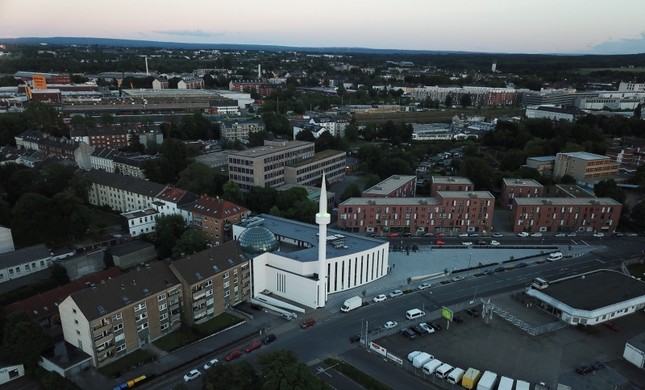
xmin=177 ymin=77 xmax=204 ymax=90
xmin=151 ymin=187 xmax=198 ymax=225
xmin=554 ymin=184 xmax=595 ymax=198
xmin=169 ymin=242 xmax=251 ymax=325
xmin=512 ymin=197 xmax=622 ymax=233
xmin=553 ymin=151 xmax=619 ymax=181
xmin=121 ymin=208 xmax=158 ymax=237
xmin=90 ymin=148 xmax=121 ymax=173
xmin=606 ymin=146 xmax=645 ymax=168
xmin=227 ymin=140 xmax=315 ymax=190
xmin=0 ymin=244 xmax=52 ymax=284
xmin=189 ymin=196 xmax=250 ymax=244
xmin=58 ymin=262 xmax=183 ymax=367
xmin=337 ymin=191 xmax=494 ymax=235
xmin=283 ymin=149 xmax=346 ymax=187
xmin=113 ymin=154 xmax=159 ymax=179
xmin=70 ymin=127 xmax=129 ymax=149
xmin=308 ymin=116 xmax=350 ymax=138
xmin=525 ymin=106 xmax=586 ymax=122
xmin=362 ymin=175 xmax=416 ymax=198
xmin=15 ymin=130 xmax=94 ymax=169
xmin=84 ymin=170 xmax=166 ymax=213
xmin=501 ymin=178 xmax=544 ymax=209
xmin=430 ymin=176 xmax=474 ymax=197
xmin=220 ymin=119 xmax=266 ymax=142
xmin=526 ymin=156 xmax=556 ymax=176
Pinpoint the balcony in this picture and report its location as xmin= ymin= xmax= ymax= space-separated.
xmin=192 ymin=290 xmax=206 ymax=300
xmin=91 ymin=321 xmax=111 ymax=333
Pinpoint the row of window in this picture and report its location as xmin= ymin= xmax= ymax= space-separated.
xmin=0 ymin=259 xmax=49 ymax=279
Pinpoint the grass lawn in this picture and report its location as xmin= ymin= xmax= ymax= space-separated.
xmin=99 ymin=349 xmax=155 ymax=378
xmin=154 ymin=313 xmax=243 ymax=352
xmin=90 ymin=208 xmax=122 ymax=229
xmin=325 ymin=357 xmax=392 ymax=390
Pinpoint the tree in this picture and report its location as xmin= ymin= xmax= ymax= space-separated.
xmin=103 ymin=248 xmax=114 ymax=268
xmin=635 ymin=103 xmax=642 ymax=119
xmin=340 ymin=183 xmax=361 ymax=202
xmin=593 ymin=179 xmax=626 ymax=203
xmin=171 ymin=230 xmax=211 ymax=259
xmin=460 ymin=94 xmax=472 ymax=108
xmin=203 ymin=361 xmax=260 ymax=390
xmin=257 ymin=350 xmax=327 ymax=390
xmin=50 ymin=264 xmax=70 ymax=285
xmin=222 ymin=181 xmax=245 ymax=205
xmin=177 ymin=163 xmax=217 ymax=195
xmin=154 ymin=215 xmax=186 ymax=259
xmin=2 ymin=312 xmax=52 ymax=369
xmin=127 ymin=133 xmax=145 ymax=154
xmin=444 ymin=95 xmax=453 ymax=108
xmin=559 ymin=174 xmax=576 ymax=184
xmin=630 ymin=201 xmax=645 ymax=229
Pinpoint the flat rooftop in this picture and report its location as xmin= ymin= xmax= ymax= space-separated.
xmin=288 ymin=149 xmax=345 ymax=168
xmin=527 ymin=156 xmax=555 ymax=162
xmin=363 ymin=175 xmax=416 ymax=196
xmin=560 ymin=151 xmax=609 ymax=161
xmin=502 ymin=178 xmax=544 ymax=187
xmin=546 ymin=270 xmax=645 ymax=310
xmin=431 ymin=176 xmax=473 ymax=185
xmin=555 ymin=184 xmax=596 ymax=198
xmin=514 ymin=197 xmax=620 ymax=206
xmin=229 ymin=140 xmax=313 ymax=158
xmin=436 ymin=191 xmax=494 ymax=199
xmin=240 ymin=214 xmax=386 ymax=262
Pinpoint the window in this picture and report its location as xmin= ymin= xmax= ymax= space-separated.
xmin=116 ymin=344 xmax=127 ymax=353
xmin=113 ymin=323 xmax=123 ymax=332
xmin=157 ymin=294 xmax=166 ymax=302
xmin=134 ymin=303 xmax=146 ymax=311
xmin=224 ymin=290 xmax=230 ymax=297
xmin=112 ymin=313 xmax=122 ymax=321
xmin=73 ymin=309 xmax=77 ymax=314
xmin=137 ymin=322 xmax=148 ymax=331
xmin=135 ymin=313 xmax=148 ymax=322
xmin=159 ymin=303 xmax=167 ymax=311
xmin=160 ymin=313 xmax=168 ymax=321
xmin=223 ymin=271 xmax=229 ymax=279
xmin=160 ymin=323 xmax=169 ymax=331
xmin=223 ymin=281 xmax=230 ymax=289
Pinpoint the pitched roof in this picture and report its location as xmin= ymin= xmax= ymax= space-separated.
xmin=156 ymin=187 xmax=198 ymax=206
xmin=189 ymin=195 xmax=248 ymax=219
xmin=4 ymin=268 xmax=123 ymax=322
xmin=69 ymin=261 xmax=180 ymax=321
xmin=170 ymin=241 xmax=249 ymax=285
xmin=83 ymin=169 xmax=166 ymax=197
xmin=0 ymin=244 xmax=50 ymax=268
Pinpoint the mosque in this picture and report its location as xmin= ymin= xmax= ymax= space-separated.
xmin=233 ymin=175 xmax=390 ymax=311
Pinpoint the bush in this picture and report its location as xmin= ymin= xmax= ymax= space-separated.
xmin=324 ymin=358 xmax=391 ymax=390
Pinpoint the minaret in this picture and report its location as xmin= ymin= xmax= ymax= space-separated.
xmin=257 ymin=64 xmax=261 ymax=80
xmin=316 ymin=172 xmax=331 ymax=307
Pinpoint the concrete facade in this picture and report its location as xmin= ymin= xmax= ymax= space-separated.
xmin=553 ymin=152 xmax=619 ymax=181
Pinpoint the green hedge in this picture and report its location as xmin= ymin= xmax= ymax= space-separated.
xmin=324 ymin=358 xmax=392 ymax=390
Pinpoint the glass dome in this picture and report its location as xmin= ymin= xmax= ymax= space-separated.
xmin=238 ymin=226 xmax=278 ymax=254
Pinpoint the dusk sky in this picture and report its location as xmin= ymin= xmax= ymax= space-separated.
xmin=1 ymin=0 xmax=644 ymax=54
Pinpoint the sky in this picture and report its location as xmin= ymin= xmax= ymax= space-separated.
xmin=1 ymin=0 xmax=644 ymax=54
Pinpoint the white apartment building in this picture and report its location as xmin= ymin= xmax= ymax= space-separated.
xmin=84 ymin=170 xmax=166 ymax=213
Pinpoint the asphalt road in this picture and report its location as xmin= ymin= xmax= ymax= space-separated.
xmin=154 ymin=234 xmax=645 ymax=388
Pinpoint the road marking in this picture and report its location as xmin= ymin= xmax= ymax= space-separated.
xmin=596 ymin=258 xmax=606 ymax=263
xmin=580 ymin=240 xmax=589 ymax=246
xmin=316 ymin=366 xmax=333 ymax=377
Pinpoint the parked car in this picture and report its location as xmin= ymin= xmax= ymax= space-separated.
xmin=458 ymin=233 xmax=469 ymax=237
xmin=626 ymin=233 xmax=638 ymax=237
xmin=262 ymin=333 xmax=277 ymax=345
xmin=604 ymin=321 xmax=620 ymax=332
xmin=483 ymin=269 xmax=495 ymax=275
xmin=451 ymin=275 xmax=464 ymax=282
xmin=555 ymin=233 xmax=566 ymax=237
xmin=466 ymin=308 xmax=480 ymax=317
xmin=412 ymin=324 xmax=427 ymax=335
xmin=593 ymin=232 xmax=605 ymax=238
xmin=183 ymin=369 xmax=201 ymax=382
xmin=575 ymin=365 xmax=595 ymax=375
xmin=300 ymin=317 xmax=316 ymax=329
xmin=203 ymin=358 xmax=220 ymax=370
xmin=567 ymin=232 xmax=577 ymax=237
xmin=389 ymin=289 xmax=403 ymax=298
xmin=469 ymin=233 xmax=479 ymax=237
xmin=243 ymin=340 xmax=262 ymax=353
xmin=492 ymin=233 xmax=503 ymax=237
xmin=514 ymin=262 xmax=528 ymax=268
xmin=424 ymin=232 xmax=435 ymax=237
xmin=224 ymin=349 xmax=243 ymax=362
xmin=417 ymin=282 xmax=432 ymax=290
xmin=349 ymin=334 xmax=361 ymax=343
xmin=453 ymin=315 xmax=464 ymax=323
xmin=384 ymin=320 xmax=398 ymax=329
xmin=517 ymin=232 xmax=529 ymax=237
xmin=476 ymin=239 xmax=488 ymax=245
xmin=373 ymin=294 xmax=387 ymax=303
xmin=400 ymin=328 xmax=417 ymax=339
xmin=494 ymin=266 xmax=506 ymax=273
xmin=462 ymin=241 xmax=473 ymax=246
xmin=282 ymin=313 xmax=295 ymax=321
xmin=435 ymin=240 xmax=446 ymax=246
xmin=418 ymin=322 xmax=435 ymax=334
xmin=531 ymin=232 xmax=543 ymax=237
xmin=430 ymin=322 xmax=442 ymax=331
xmin=591 ymin=361 xmax=606 ymax=370
xmin=490 ymin=240 xmax=500 ymax=246
xmin=436 ymin=233 xmax=446 ymax=238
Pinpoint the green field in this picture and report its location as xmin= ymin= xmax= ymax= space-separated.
xmin=576 ymin=67 xmax=645 ymax=74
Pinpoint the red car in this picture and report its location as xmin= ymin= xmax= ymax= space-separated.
xmin=223 ymin=349 xmax=243 ymax=362
xmin=604 ymin=321 xmax=620 ymax=332
xmin=300 ymin=317 xmax=316 ymax=329
xmin=386 ymin=233 xmax=399 ymax=238
xmin=436 ymin=233 xmax=446 ymax=238
xmin=435 ymin=240 xmax=445 ymax=246
xmin=243 ymin=340 xmax=262 ymax=353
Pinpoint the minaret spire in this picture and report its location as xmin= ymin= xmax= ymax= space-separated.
xmin=316 ymin=172 xmax=331 ymax=307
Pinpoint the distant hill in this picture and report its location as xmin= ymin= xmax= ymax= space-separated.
xmin=0 ymin=36 xmax=473 ymax=55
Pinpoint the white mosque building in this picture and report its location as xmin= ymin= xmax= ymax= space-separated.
xmin=233 ymin=175 xmax=390 ymax=311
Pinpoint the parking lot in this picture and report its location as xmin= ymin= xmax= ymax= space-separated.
xmin=373 ymin=290 xmax=645 ymax=390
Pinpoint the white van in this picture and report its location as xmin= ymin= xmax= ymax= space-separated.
xmin=422 ymin=359 xmax=443 ymax=375
xmin=407 ymin=351 xmax=422 ymax=362
xmin=435 ymin=363 xmax=454 ymax=379
xmin=406 ymin=308 xmax=426 ymax=320
xmin=447 ymin=367 xmax=465 ymax=384
xmin=547 ymin=252 xmax=563 ymax=261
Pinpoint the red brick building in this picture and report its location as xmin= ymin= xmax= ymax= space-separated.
xmin=430 ymin=176 xmax=473 ymax=197
xmin=362 ymin=175 xmax=416 ymax=198
xmin=501 ymin=178 xmax=544 ymax=209
xmin=337 ymin=191 xmax=494 ymax=235
xmin=189 ymin=196 xmax=250 ymax=244
xmin=512 ymin=197 xmax=622 ymax=233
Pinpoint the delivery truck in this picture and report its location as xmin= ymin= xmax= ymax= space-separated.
xmin=412 ymin=352 xmax=434 ymax=369
xmin=340 ymin=296 xmax=362 ymax=312
xmin=461 ymin=368 xmax=481 ymax=389
xmin=476 ymin=370 xmax=498 ymax=390
xmin=498 ymin=376 xmax=514 ymax=390
xmin=435 ymin=363 xmax=454 ymax=379
xmin=515 ymin=380 xmax=531 ymax=390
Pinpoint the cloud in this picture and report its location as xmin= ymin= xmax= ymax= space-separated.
xmin=590 ymin=32 xmax=645 ymax=55
xmin=153 ymin=29 xmax=224 ymax=38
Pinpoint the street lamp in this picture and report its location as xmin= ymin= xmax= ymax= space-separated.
xmin=468 ymin=252 xmax=472 ymax=269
